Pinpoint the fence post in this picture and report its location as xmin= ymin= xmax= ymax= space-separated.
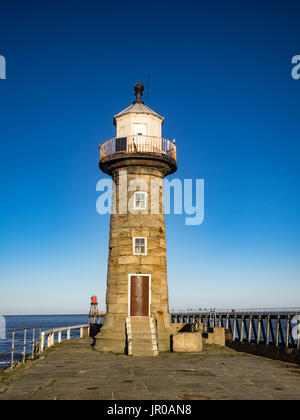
xmin=67 ymin=329 xmax=71 ymax=340
xmin=225 ymin=315 xmax=229 ymax=331
xmin=276 ymin=316 xmax=280 ymax=348
xmin=240 ymin=316 xmax=244 ymax=342
xmin=204 ymin=315 xmax=208 ymax=332
xmin=248 ymin=316 xmax=252 ymax=343
xmin=40 ymin=332 xmax=45 ymax=353
xmin=31 ymin=328 xmax=35 ymax=359
xmin=266 ymin=316 xmax=270 ymax=346
xmin=10 ymin=330 xmax=15 ymax=370
xmin=23 ymin=329 xmax=27 ymax=363
xmin=286 ymin=316 xmax=290 ymax=350
xmin=233 ymin=316 xmax=237 ymax=342
xmin=257 ymin=316 xmax=261 ymax=344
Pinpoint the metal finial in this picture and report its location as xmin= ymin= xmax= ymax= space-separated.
xmin=133 ymin=82 xmax=144 ymax=104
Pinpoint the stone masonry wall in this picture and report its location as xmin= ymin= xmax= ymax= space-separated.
xmin=106 ymin=165 xmax=169 ymax=319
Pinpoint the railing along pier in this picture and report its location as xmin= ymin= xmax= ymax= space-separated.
xmin=170 ymin=311 xmax=300 ymax=352
xmin=0 ymin=326 xmax=42 ymax=371
xmin=40 ymin=324 xmax=90 ymax=352
xmin=0 ymin=324 xmax=90 ymax=371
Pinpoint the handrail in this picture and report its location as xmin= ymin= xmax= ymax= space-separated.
xmin=171 ymin=307 xmax=300 ymax=315
xmin=42 ymin=324 xmax=89 ymax=335
xmin=0 ymin=324 xmax=90 ymax=371
xmin=40 ymin=324 xmax=90 ymax=353
xmin=0 ymin=326 xmax=42 ymax=371
xmin=99 ymin=135 xmax=177 ymax=161
xmin=0 ymin=326 xmax=43 ymax=334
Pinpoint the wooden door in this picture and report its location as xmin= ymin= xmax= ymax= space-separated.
xmin=130 ymin=275 xmax=149 ymax=316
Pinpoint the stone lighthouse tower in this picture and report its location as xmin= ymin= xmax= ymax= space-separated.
xmin=95 ymin=82 xmax=177 ymax=355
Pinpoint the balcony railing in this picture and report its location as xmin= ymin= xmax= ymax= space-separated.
xmin=99 ymin=135 xmax=177 ymax=161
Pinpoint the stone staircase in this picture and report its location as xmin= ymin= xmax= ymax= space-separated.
xmin=126 ymin=317 xmax=159 ymax=356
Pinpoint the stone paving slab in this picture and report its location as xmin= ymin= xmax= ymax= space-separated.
xmin=0 ymin=338 xmax=300 ymax=400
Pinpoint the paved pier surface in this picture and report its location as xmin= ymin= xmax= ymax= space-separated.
xmin=1 ymin=338 xmax=300 ymax=400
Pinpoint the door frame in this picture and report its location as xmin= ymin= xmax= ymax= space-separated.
xmin=128 ymin=273 xmax=151 ymax=317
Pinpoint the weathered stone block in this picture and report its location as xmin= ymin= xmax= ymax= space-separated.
xmin=106 ymin=292 xmax=128 ymax=304
xmin=131 ymin=228 xmax=150 ymax=237
xmin=117 ymin=245 xmax=134 ymax=256
xmin=148 ymin=248 xmax=166 ymax=256
xmin=118 ymin=255 xmax=140 ymax=265
xmin=107 ymin=303 xmax=128 ymax=314
xmin=205 ymin=327 xmax=225 ymax=347
xmin=140 ymin=256 xmax=161 ymax=265
xmin=172 ymin=333 xmax=203 ymax=353
xmin=119 ymin=236 xmax=134 ymax=246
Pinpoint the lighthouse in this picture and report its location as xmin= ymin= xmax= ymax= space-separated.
xmin=95 ymin=82 xmax=177 ymax=355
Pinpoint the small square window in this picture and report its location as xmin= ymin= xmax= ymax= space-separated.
xmin=133 ymin=237 xmax=147 ymax=255
xmin=134 ymin=191 xmax=147 ymax=210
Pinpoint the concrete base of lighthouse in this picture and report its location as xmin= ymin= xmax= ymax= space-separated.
xmin=94 ymin=314 xmax=127 ymax=354
xmin=95 ymin=312 xmax=173 ymax=355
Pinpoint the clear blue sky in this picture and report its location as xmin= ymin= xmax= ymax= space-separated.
xmin=0 ymin=0 xmax=299 ymax=314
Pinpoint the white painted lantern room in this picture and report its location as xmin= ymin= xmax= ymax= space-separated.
xmin=113 ymin=82 xmax=164 ymax=139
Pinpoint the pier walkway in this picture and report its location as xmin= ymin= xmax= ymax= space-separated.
xmin=0 ymin=338 xmax=300 ymax=400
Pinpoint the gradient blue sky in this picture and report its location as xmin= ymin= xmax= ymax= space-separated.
xmin=0 ymin=0 xmax=299 ymax=314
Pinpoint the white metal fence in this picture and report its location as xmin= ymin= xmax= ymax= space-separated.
xmin=0 ymin=324 xmax=89 ymax=371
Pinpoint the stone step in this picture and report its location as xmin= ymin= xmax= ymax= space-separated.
xmin=130 ymin=341 xmax=157 ymax=348
xmin=130 ymin=337 xmax=155 ymax=343
xmin=131 ymin=351 xmax=158 ymax=357
xmin=130 ymin=335 xmax=156 ymax=341
xmin=130 ymin=341 xmax=157 ymax=346
xmin=131 ymin=340 xmax=154 ymax=345
xmin=132 ymin=339 xmax=157 ymax=345
xmin=130 ymin=321 xmax=151 ymax=327
xmin=132 ymin=340 xmax=157 ymax=346
xmin=126 ymin=316 xmax=159 ymax=357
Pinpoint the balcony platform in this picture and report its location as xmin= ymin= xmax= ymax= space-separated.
xmin=99 ymin=136 xmax=177 ymax=176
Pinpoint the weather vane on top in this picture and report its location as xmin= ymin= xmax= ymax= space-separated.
xmin=146 ymin=74 xmax=150 ymax=99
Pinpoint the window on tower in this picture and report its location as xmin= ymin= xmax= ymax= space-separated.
xmin=133 ymin=191 xmax=147 ymax=210
xmin=133 ymin=237 xmax=147 ymax=255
